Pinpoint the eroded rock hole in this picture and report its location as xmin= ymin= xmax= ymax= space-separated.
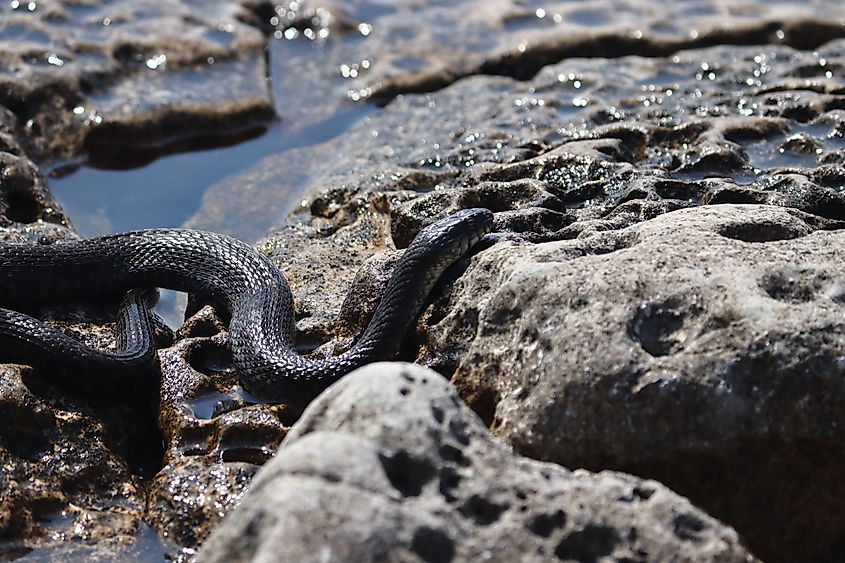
xmin=186 ymin=340 xmax=235 ymax=375
xmin=221 ymin=447 xmax=274 ymax=465
xmin=379 ymin=450 xmax=435 ymax=497
xmin=760 ymin=271 xmax=823 ymax=303
xmin=30 ymin=497 xmax=71 ymax=532
xmin=4 ymin=189 xmax=43 ymax=223
xmin=673 ymin=513 xmax=707 ymax=542
xmin=439 ymin=444 xmax=470 ymax=467
xmin=632 ymin=485 xmax=656 ymax=501
xmin=0 ymin=427 xmax=54 ymax=461
xmin=629 ymin=299 xmax=697 ymax=357
xmin=554 ymin=525 xmax=621 ymax=562
xmin=458 ymin=494 xmax=507 ymax=526
xmin=410 ymin=526 xmax=455 ymax=563
xmin=438 ymin=467 xmax=462 ymax=502
xmin=448 ymin=419 xmax=471 ymax=446
xmin=431 ymin=406 xmax=445 ymax=424
xmin=718 ymin=220 xmax=809 ymax=243
xmin=19 ymin=366 xmax=166 ymax=482
xmin=527 ymin=510 xmax=567 ymax=538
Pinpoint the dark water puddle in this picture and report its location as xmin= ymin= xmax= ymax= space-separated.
xmin=189 ymin=390 xmax=239 ymax=420
xmin=47 ymin=124 xmax=287 ymax=238
xmin=48 ymin=100 xmax=375 ymax=244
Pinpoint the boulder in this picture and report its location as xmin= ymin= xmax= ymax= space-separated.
xmin=418 ymin=203 xmax=845 ymax=561
xmin=198 ymin=362 xmax=753 ymax=562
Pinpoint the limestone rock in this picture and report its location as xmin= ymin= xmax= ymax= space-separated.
xmin=415 ymin=204 xmax=845 ymax=562
xmin=237 ymin=40 xmax=845 ymax=562
xmin=198 ymin=362 xmax=753 ymax=563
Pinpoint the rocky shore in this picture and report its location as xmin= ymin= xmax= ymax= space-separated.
xmin=2 ymin=0 xmax=845 ymax=561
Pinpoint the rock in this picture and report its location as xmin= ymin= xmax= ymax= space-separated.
xmin=146 ymin=325 xmax=295 ymax=549
xmin=198 ymin=362 xmax=753 ymax=562
xmin=0 ymin=0 xmax=283 ymax=555
xmin=188 ymin=8 xmax=845 ymax=240
xmin=269 ymin=0 xmax=845 ymax=102
xmin=0 ymin=0 xmax=273 ymax=163
xmin=0 ymin=152 xmax=69 ymax=228
xmin=226 ymin=38 xmax=845 ymax=560
xmin=0 ymin=363 xmax=164 ymax=559
xmin=413 ymin=204 xmax=845 ymax=562
xmin=204 ymin=38 xmax=845 ymax=238
xmin=244 ymin=39 xmax=845 ymax=390
xmin=6 ymin=3 xmax=845 ymax=561
xmin=202 ymin=40 xmax=845 ymax=562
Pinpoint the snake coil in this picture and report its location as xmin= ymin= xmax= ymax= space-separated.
xmin=0 ymin=208 xmax=493 ymax=401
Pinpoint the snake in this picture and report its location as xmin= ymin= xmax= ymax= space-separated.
xmin=0 ymin=208 xmax=494 ymax=401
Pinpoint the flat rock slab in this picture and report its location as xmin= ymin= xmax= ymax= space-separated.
xmin=418 ymin=203 xmax=845 ymax=561
xmin=198 ymin=362 xmax=753 ymax=563
xmin=275 ymin=0 xmax=845 ymax=101
xmin=0 ymin=0 xmax=272 ymax=162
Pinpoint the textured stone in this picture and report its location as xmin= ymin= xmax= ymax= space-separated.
xmin=248 ymin=39 xmax=845 ymax=382
xmin=190 ymin=3 xmax=845 ymax=240
xmin=205 ymin=40 xmax=845 ymax=562
xmin=5 ymin=2 xmax=845 ymax=561
xmin=270 ymin=0 xmax=845 ymax=101
xmin=413 ymin=203 xmax=845 ymax=562
xmin=0 ymin=0 xmax=282 ymax=555
xmin=199 ymin=362 xmax=753 ymax=563
xmin=0 ymin=363 xmax=163 ymax=559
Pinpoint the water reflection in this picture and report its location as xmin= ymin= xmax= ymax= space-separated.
xmin=48 ymin=124 xmax=286 ymax=238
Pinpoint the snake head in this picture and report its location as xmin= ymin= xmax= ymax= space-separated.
xmin=410 ymin=208 xmax=495 ymax=264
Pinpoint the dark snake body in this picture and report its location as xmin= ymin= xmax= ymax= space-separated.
xmin=0 ymin=209 xmax=493 ymax=400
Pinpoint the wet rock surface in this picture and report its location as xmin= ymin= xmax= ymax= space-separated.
xmin=0 ymin=362 xmax=166 ymax=560
xmin=0 ymin=0 xmax=273 ymax=165
xmin=197 ymin=35 xmax=845 ymax=239
xmin=188 ymin=1 xmax=845 ymax=240
xmin=269 ymin=0 xmax=845 ymax=102
xmin=256 ymin=38 xmax=845 ymax=364
xmin=0 ymin=0 xmax=281 ymax=555
xmin=244 ymin=35 xmax=845 ymax=563
xmin=0 ymin=261 xmax=294 ymax=558
xmin=199 ymin=362 xmax=754 ymax=563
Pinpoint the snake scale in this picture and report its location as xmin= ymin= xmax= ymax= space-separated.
xmin=0 ymin=208 xmax=493 ymax=401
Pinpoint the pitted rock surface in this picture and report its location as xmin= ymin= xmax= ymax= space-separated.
xmin=191 ymin=3 xmax=845 ymax=239
xmin=0 ymin=152 xmax=290 ymax=556
xmin=413 ymin=203 xmax=845 ymax=562
xmin=238 ymin=39 xmax=845 ymax=563
xmin=249 ymin=39 xmax=845 ymax=364
xmin=147 ymin=307 xmax=296 ymax=551
xmin=198 ymin=362 xmax=754 ymax=563
xmin=4 ymin=2 xmax=845 ymax=562
xmin=0 ymin=5 xmax=291 ymax=542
